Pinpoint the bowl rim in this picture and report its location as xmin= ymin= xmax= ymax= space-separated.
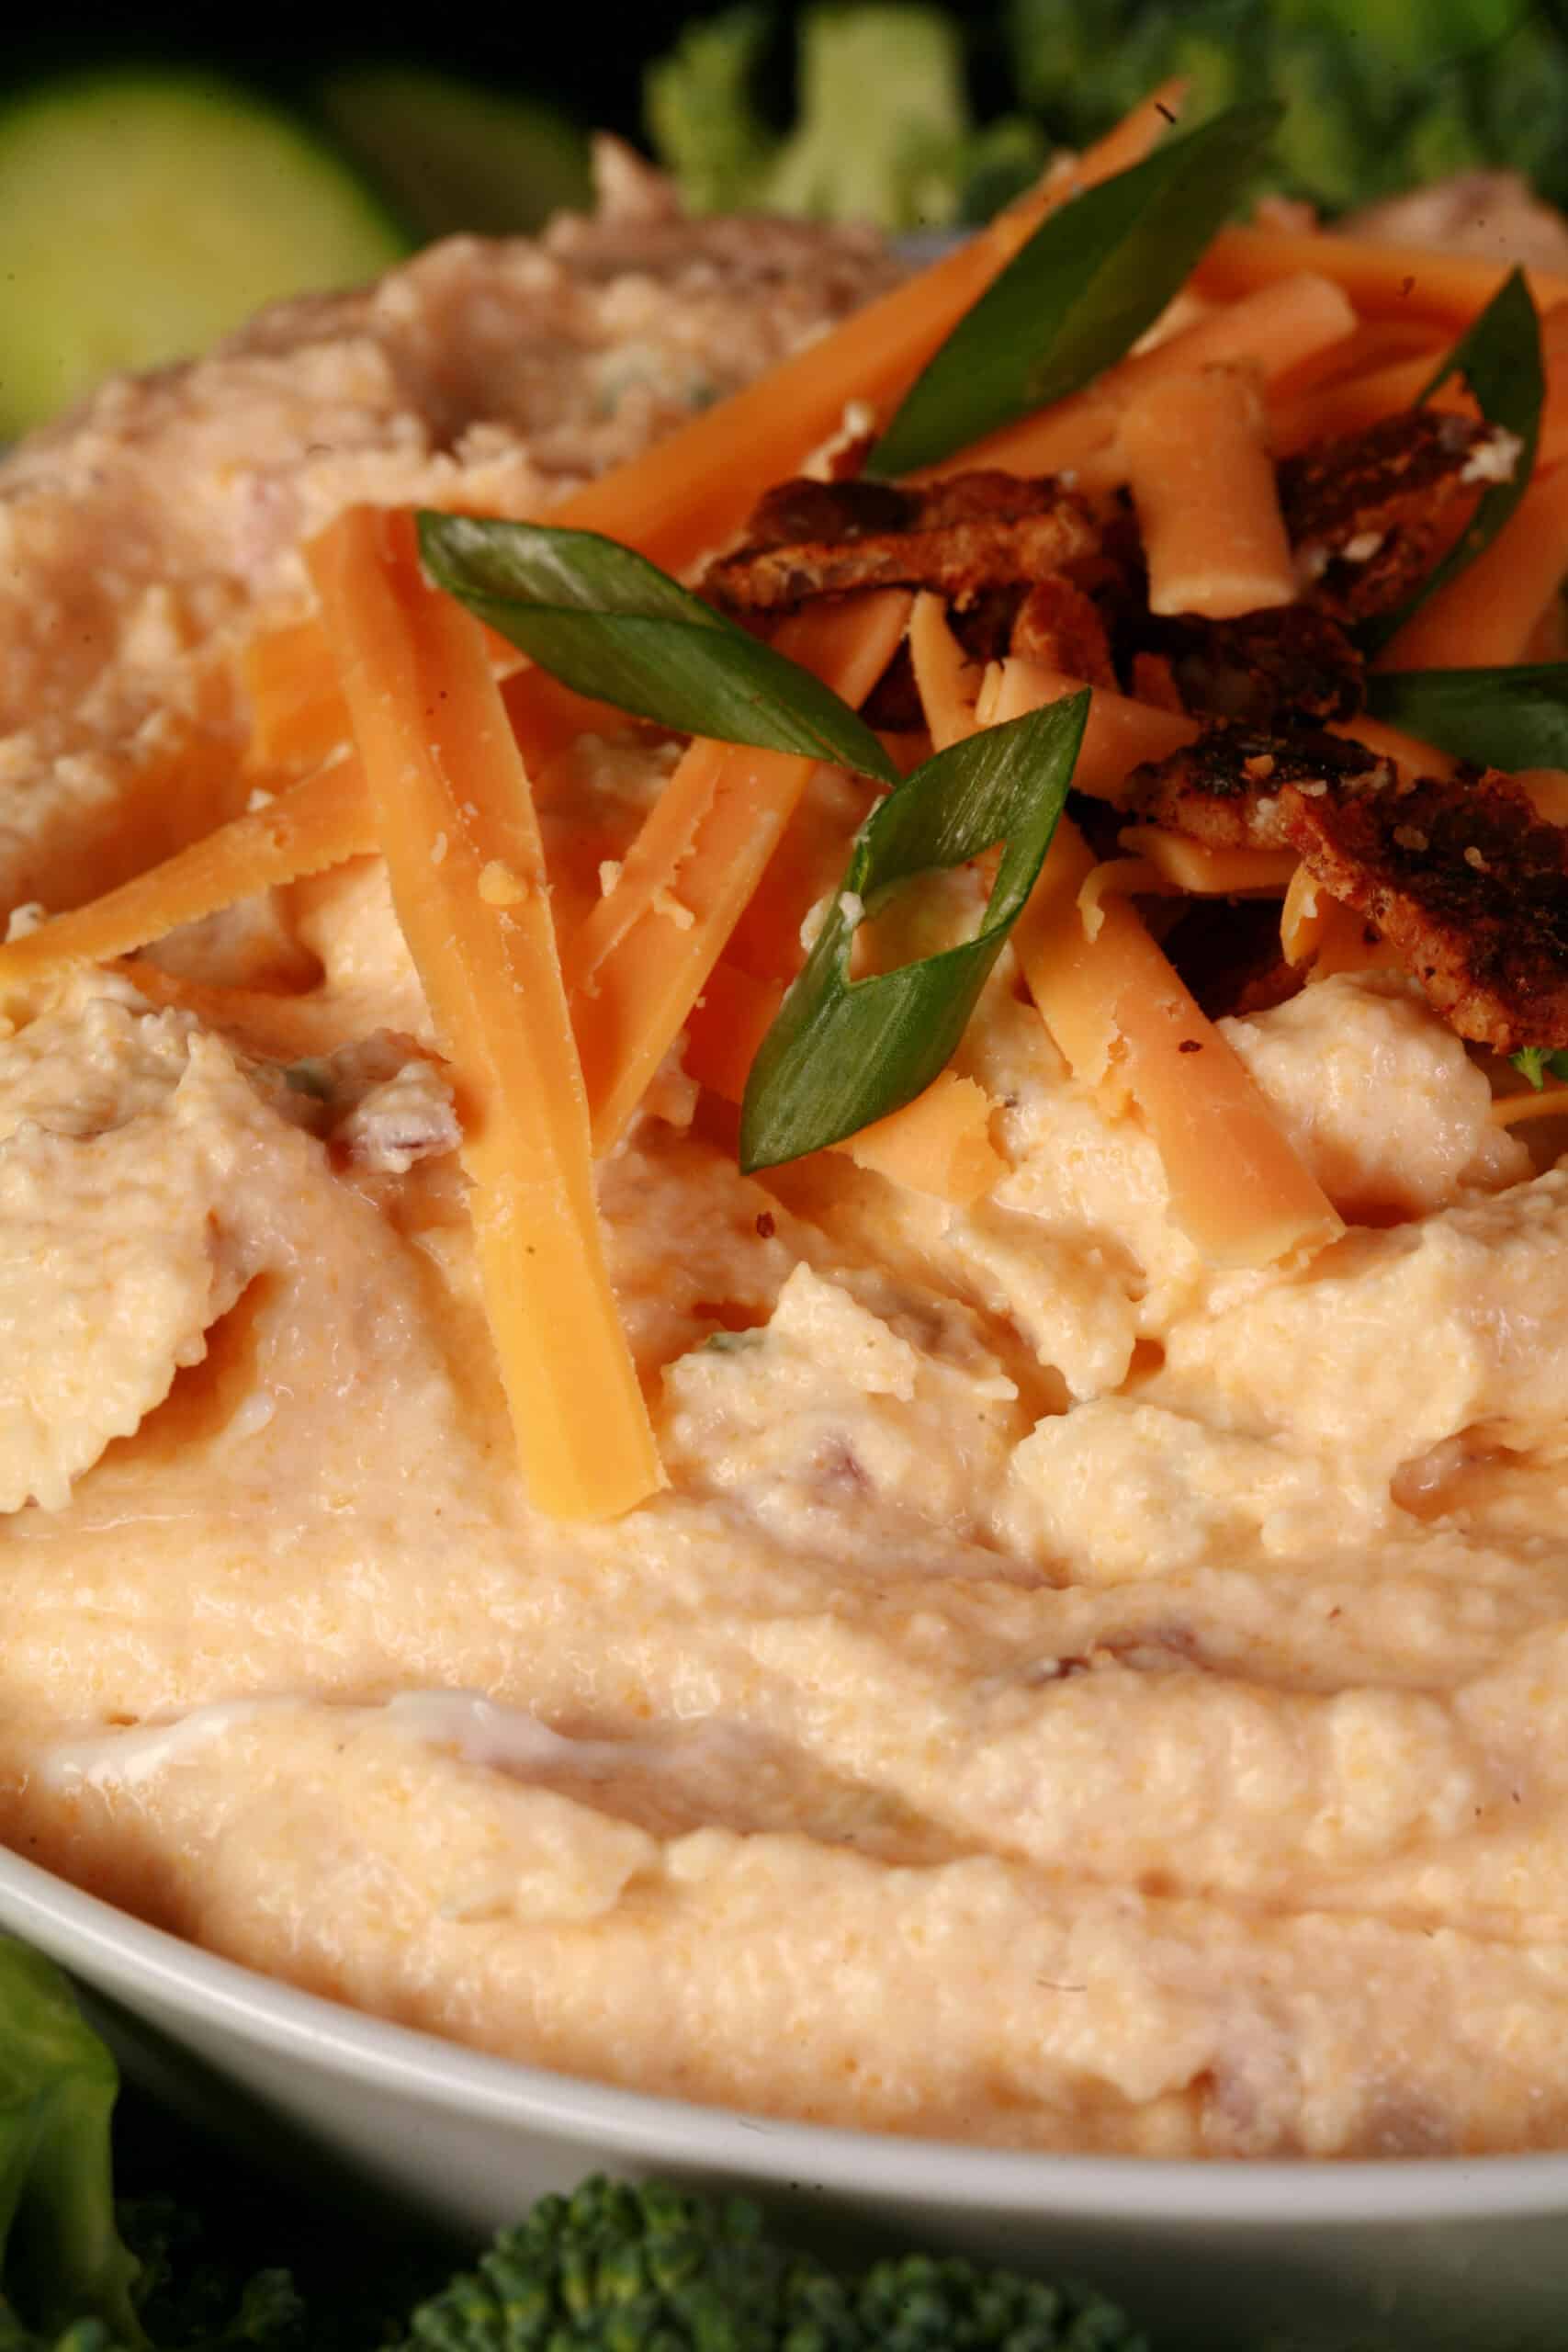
xmin=6 ymin=1841 xmax=1568 ymax=2229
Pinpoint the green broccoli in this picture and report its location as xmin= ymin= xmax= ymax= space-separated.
xmin=647 ymin=0 xmax=1568 ymax=232
xmin=401 ymin=2174 xmax=1145 ymax=2350
xmin=645 ymin=4 xmax=1044 ymax=230
xmin=1003 ymin=0 xmax=1568 ymax=215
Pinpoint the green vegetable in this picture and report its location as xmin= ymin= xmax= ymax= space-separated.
xmin=415 ymin=513 xmax=899 ymax=786
xmin=1511 ymin=1046 xmax=1568 ymax=1089
xmin=0 ymin=1939 xmax=142 ymax=2341
xmin=1361 ymin=268 xmax=1544 ymax=652
xmin=645 ymin=3 xmax=1044 ymax=231
xmin=418 ymin=514 xmax=1087 ymax=1166
xmin=316 ymin=67 xmax=592 ymax=240
xmin=403 ymin=2174 xmax=1146 ymax=2349
xmin=764 ymin=6 xmax=1042 ymax=233
xmin=1366 ymin=662 xmax=1568 ymax=772
xmin=1003 ymin=0 xmax=1567 ymax=216
xmin=644 ymin=6 xmax=777 ymax=216
xmin=740 ymin=693 xmax=1088 ymax=1170
xmin=867 ymin=99 xmax=1281 ymax=478
xmin=0 ymin=72 xmax=407 ymax=436
xmin=0 ymin=1934 xmax=1151 ymax=2349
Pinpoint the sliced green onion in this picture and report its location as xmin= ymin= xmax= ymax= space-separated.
xmin=740 ymin=693 xmax=1089 ymax=1170
xmin=417 ymin=513 xmax=899 ymax=786
xmin=1363 ymin=268 xmax=1544 ymax=652
xmin=1367 ymin=661 xmax=1568 ymax=772
xmin=868 ymin=99 xmax=1282 ymax=480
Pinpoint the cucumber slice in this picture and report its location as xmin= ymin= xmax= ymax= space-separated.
xmin=0 ymin=71 xmax=409 ymax=435
xmin=317 ymin=67 xmax=592 ymax=241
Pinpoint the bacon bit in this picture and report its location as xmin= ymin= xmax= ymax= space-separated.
xmin=1123 ymin=605 xmax=1365 ymax=729
xmin=704 ymin=471 xmax=1098 ymax=615
xmin=1280 ymin=766 xmax=1568 ymax=1053
xmin=1119 ymin=724 xmax=1393 ymax=849
xmin=754 ymin=1210 xmax=776 ymax=1238
xmin=1130 ymin=650 xmax=1187 ymax=712
xmin=1010 ymin=574 xmax=1116 ymax=684
xmin=1279 ymin=411 xmax=1519 ymax=626
xmin=1179 ymin=1038 xmax=1203 ymax=1053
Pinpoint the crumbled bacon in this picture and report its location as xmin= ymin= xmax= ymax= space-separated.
xmin=1158 ymin=897 xmax=1305 ymax=1023
xmin=1127 ymin=605 xmax=1364 ymax=728
xmin=705 ymin=469 xmax=1098 ymax=613
xmin=1278 ymin=411 xmax=1520 ymax=627
xmin=1118 ymin=724 xmax=1394 ymax=847
xmin=1278 ymin=766 xmax=1568 ymax=1054
xmin=1010 ymin=575 xmax=1116 ymax=684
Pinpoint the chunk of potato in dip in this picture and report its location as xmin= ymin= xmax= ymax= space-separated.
xmin=6 ymin=141 xmax=1568 ymax=2165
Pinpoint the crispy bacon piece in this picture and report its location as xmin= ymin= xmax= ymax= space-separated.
xmin=1157 ymin=898 xmax=1305 ymax=1023
xmin=705 ymin=470 xmax=1098 ymax=614
xmin=1119 ymin=724 xmax=1393 ymax=847
xmin=1130 ymin=605 xmax=1364 ymax=727
xmin=1278 ymin=410 xmax=1520 ymax=627
xmin=1010 ymin=576 xmax=1117 ymax=684
xmin=1279 ymin=766 xmax=1568 ymax=1053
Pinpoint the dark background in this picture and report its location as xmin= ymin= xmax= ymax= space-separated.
xmin=6 ymin=16 xmax=749 ymax=141
xmin=0 ymin=10 xmax=1022 ymax=151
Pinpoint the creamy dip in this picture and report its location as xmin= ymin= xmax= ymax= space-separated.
xmin=4 ymin=153 xmax=1568 ymax=2164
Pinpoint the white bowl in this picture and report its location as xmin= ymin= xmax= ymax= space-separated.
xmin=6 ymin=1844 xmax=1568 ymax=2349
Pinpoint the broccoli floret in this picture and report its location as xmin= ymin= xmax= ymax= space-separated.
xmin=400 ymin=2177 xmax=1145 ymax=2350
xmin=643 ymin=6 xmax=777 ymax=216
xmin=402 ymin=2176 xmax=861 ymax=2349
xmin=645 ymin=4 xmax=1043 ymax=231
xmin=1004 ymin=0 xmax=1568 ymax=215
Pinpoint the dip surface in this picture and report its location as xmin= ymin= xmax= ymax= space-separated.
xmin=4 ymin=158 xmax=1568 ymax=2164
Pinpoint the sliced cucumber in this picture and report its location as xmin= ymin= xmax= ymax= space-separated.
xmin=317 ymin=67 xmax=593 ymax=242
xmin=0 ymin=72 xmax=409 ymax=435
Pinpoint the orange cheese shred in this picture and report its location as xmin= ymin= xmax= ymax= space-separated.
xmin=1492 ymin=1081 xmax=1568 ymax=1127
xmin=682 ymin=961 xmax=785 ymax=1105
xmin=908 ymin=592 xmax=980 ymax=748
xmin=1327 ymin=712 xmax=1458 ymax=786
xmin=985 ymin=657 xmax=1341 ymax=1267
xmin=953 ymin=271 xmax=1357 ymax=487
xmin=1379 ymin=458 xmax=1568 ymax=673
xmin=242 ymin=616 xmax=354 ymax=774
xmin=1118 ymin=827 xmax=1300 ymax=895
xmin=1280 ymin=865 xmax=1402 ymax=978
xmin=1197 ymin=221 xmax=1568 ymax=332
xmin=840 ymin=1070 xmax=1002 ymax=1204
xmin=308 ymin=505 xmax=662 ymax=1521
xmin=540 ymin=84 xmax=1184 ymax=575
xmin=0 ymin=757 xmax=376 ymax=1002
xmin=1120 ymin=365 xmax=1297 ymax=618
xmin=976 ymin=658 xmax=1197 ymax=797
xmin=1517 ymin=769 xmax=1568 ymax=826
xmin=1077 ymin=857 xmax=1168 ymax=940
xmin=246 ymin=604 xmax=622 ymax=794
xmin=1269 ymin=347 xmax=1457 ymax=458
xmin=569 ymin=589 xmax=913 ymax=1154
xmin=682 ymin=962 xmax=1003 ymax=1204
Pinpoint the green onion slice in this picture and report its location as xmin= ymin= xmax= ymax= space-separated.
xmin=740 ymin=693 xmax=1089 ymax=1170
xmin=868 ymin=99 xmax=1282 ymax=480
xmin=1363 ymin=267 xmax=1544 ymax=652
xmin=417 ymin=513 xmax=899 ymax=786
